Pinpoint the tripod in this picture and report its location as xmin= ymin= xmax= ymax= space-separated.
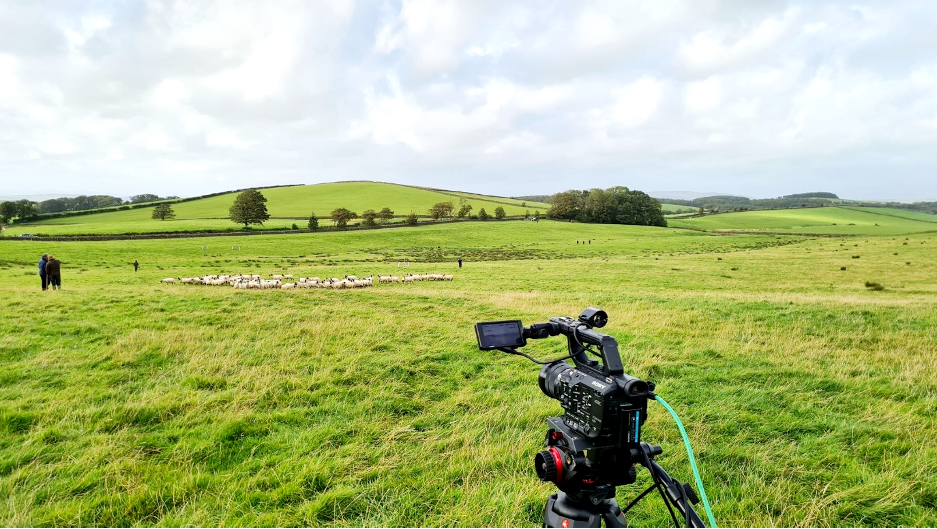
xmin=542 ymin=442 xmax=706 ymax=528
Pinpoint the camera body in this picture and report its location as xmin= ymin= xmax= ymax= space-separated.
xmin=475 ymin=309 xmax=655 ymax=500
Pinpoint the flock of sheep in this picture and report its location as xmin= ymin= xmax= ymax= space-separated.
xmin=160 ymin=272 xmax=453 ymax=290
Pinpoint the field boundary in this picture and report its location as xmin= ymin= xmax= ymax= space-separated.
xmin=838 ymin=206 xmax=937 ymax=224
xmin=1 ymin=217 xmax=529 ymax=242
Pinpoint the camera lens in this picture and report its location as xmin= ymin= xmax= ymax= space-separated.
xmin=538 ymin=362 xmax=571 ymax=399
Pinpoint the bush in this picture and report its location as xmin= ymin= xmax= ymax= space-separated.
xmin=405 ymin=213 xmax=419 ymax=226
xmin=864 ymin=281 xmax=885 ymax=291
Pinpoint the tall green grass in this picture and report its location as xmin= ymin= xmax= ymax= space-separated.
xmin=1 ymin=220 xmax=936 ymax=526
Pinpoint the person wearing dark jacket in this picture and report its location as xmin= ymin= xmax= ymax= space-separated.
xmin=39 ymin=253 xmax=49 ymax=291
xmin=45 ymin=255 xmax=62 ymax=290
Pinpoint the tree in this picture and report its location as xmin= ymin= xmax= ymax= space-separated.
xmin=361 ymin=209 xmax=378 ymax=227
xmin=428 ymin=201 xmax=454 ymax=220
xmin=405 ymin=212 xmax=419 ymax=226
xmin=0 ymin=202 xmax=17 ymax=223
xmin=331 ymin=207 xmax=357 ymax=228
xmin=477 ymin=207 xmax=490 ymax=220
xmin=38 ymin=198 xmax=69 ymax=214
xmin=379 ymin=207 xmax=394 ymax=223
xmin=457 ymin=203 xmax=473 ymax=218
xmin=151 ymin=203 xmax=175 ymax=221
xmin=229 ymin=188 xmax=270 ymax=227
xmin=494 ymin=206 xmax=506 ymax=219
xmin=13 ymin=200 xmax=37 ymax=221
xmin=546 ymin=190 xmax=585 ymax=220
xmin=308 ymin=212 xmax=319 ymax=230
xmin=545 ymin=187 xmax=665 ymax=227
xmin=131 ymin=194 xmax=161 ymax=204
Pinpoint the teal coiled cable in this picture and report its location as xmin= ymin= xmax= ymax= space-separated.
xmin=653 ymin=395 xmax=718 ymax=528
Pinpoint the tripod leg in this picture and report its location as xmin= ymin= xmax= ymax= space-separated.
xmin=600 ymin=499 xmax=627 ymax=528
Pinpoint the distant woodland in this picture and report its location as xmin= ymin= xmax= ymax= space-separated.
xmin=659 ymin=192 xmax=937 ymax=215
xmin=545 ymin=187 xmax=667 ymax=227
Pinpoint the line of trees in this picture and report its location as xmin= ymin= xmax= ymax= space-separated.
xmin=661 ymin=192 xmax=842 ymax=212
xmin=546 ymin=187 xmax=667 ymax=227
xmin=430 ymin=201 xmax=507 ymax=220
xmin=0 ymin=194 xmax=182 ymax=222
xmin=0 ymin=200 xmax=38 ymax=223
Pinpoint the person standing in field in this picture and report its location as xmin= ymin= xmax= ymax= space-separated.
xmin=133 ymin=259 xmax=139 ymax=272
xmin=458 ymin=258 xmax=462 ymax=268
xmin=39 ymin=253 xmax=49 ymax=291
xmin=45 ymin=255 xmax=62 ymax=290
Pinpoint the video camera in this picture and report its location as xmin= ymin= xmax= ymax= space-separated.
xmin=476 ymin=308 xmax=709 ymax=528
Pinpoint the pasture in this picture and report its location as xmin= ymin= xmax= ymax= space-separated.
xmin=3 ymin=182 xmax=550 ymax=237
xmin=1 ymin=219 xmax=936 ymax=527
xmin=668 ymin=206 xmax=937 ymax=235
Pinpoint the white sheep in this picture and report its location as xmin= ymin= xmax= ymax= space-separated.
xmin=160 ymin=278 xmax=177 ymax=284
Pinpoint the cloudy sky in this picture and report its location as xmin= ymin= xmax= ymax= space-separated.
xmin=2 ymin=1 xmax=936 ymax=201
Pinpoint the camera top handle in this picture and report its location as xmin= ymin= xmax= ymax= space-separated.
xmin=524 ymin=315 xmax=625 ymax=378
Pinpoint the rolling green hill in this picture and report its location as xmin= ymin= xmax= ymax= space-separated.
xmin=668 ymin=206 xmax=937 ymax=235
xmin=5 ymin=182 xmax=551 ymax=236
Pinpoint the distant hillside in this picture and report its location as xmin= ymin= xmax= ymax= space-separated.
xmin=660 ymin=193 xmax=848 ymax=212
xmin=649 ymin=191 xmax=746 ymax=201
xmin=512 ymin=194 xmax=551 ymax=203
xmin=4 ymin=182 xmax=551 ymax=237
xmin=668 ymin=206 xmax=937 ymax=235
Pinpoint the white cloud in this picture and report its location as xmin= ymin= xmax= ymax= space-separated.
xmin=0 ymin=54 xmax=19 ymax=98
xmin=612 ymin=78 xmax=664 ymax=127
xmin=676 ymin=8 xmax=801 ymax=76
xmin=684 ymin=77 xmax=722 ymax=113
xmin=374 ymin=0 xmax=492 ymax=74
xmin=206 ymin=128 xmax=249 ymax=150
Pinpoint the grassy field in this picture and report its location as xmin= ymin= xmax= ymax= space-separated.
xmin=1 ymin=220 xmax=936 ymax=527
xmin=4 ymin=182 xmax=551 ymax=237
xmin=668 ymin=206 xmax=937 ymax=235
xmin=661 ymin=203 xmax=697 ymax=214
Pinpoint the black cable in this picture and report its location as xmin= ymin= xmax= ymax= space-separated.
xmin=677 ymin=476 xmax=691 ymax=528
xmin=570 ymin=323 xmax=603 ymax=363
xmin=497 ymin=347 xmax=578 ymax=365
